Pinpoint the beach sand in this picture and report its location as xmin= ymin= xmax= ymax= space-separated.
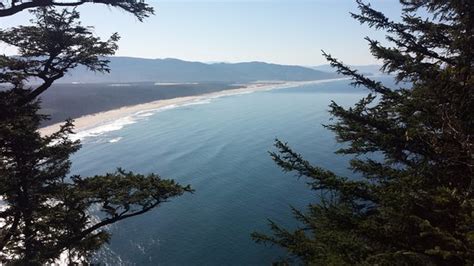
xmin=38 ymin=78 xmax=347 ymax=137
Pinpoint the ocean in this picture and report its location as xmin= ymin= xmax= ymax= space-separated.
xmin=69 ymin=78 xmax=385 ymax=265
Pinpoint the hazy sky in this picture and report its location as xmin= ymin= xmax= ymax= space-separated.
xmin=0 ymin=0 xmax=402 ymax=66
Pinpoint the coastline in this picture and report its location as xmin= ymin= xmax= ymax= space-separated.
xmin=38 ymin=78 xmax=347 ymax=137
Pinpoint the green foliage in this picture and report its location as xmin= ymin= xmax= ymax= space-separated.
xmin=0 ymin=8 xmax=119 ymax=102
xmin=0 ymin=8 xmax=192 ymax=264
xmin=253 ymin=0 xmax=473 ymax=265
xmin=0 ymin=0 xmax=154 ymax=21
xmin=0 ymin=90 xmax=192 ymax=263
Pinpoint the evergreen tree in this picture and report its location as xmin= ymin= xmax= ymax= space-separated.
xmin=253 ymin=1 xmax=473 ymax=265
xmin=0 ymin=0 xmax=153 ymax=20
xmin=0 ymin=8 xmax=119 ymax=102
xmin=0 ymin=8 xmax=192 ymax=264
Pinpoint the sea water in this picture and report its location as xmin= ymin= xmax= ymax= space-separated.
xmin=70 ymin=78 xmax=390 ymax=265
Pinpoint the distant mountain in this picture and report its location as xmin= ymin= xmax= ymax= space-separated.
xmin=58 ymin=57 xmax=338 ymax=84
xmin=311 ymin=64 xmax=383 ymax=76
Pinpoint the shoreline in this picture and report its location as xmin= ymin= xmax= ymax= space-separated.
xmin=38 ymin=78 xmax=347 ymax=137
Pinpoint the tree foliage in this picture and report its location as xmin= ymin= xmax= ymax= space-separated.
xmin=253 ymin=0 xmax=473 ymax=265
xmin=0 ymin=8 xmax=119 ymax=103
xmin=0 ymin=8 xmax=192 ymax=264
xmin=0 ymin=0 xmax=153 ymax=20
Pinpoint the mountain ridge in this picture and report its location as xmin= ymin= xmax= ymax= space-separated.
xmin=58 ymin=57 xmax=339 ymax=84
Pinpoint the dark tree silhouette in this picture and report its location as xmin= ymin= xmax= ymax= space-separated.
xmin=0 ymin=8 xmax=192 ymax=264
xmin=0 ymin=8 xmax=119 ymax=103
xmin=253 ymin=0 xmax=473 ymax=265
xmin=0 ymin=0 xmax=153 ymax=20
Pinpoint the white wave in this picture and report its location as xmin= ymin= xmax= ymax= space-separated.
xmin=181 ymin=99 xmax=212 ymax=106
xmin=108 ymin=83 xmax=132 ymax=87
xmin=136 ymin=111 xmax=156 ymax=117
xmin=154 ymin=82 xmax=199 ymax=86
xmin=108 ymin=137 xmax=123 ymax=143
xmin=71 ymin=116 xmax=137 ymax=141
xmin=71 ymin=106 xmax=177 ymax=142
xmin=71 ymin=100 xmax=215 ymax=142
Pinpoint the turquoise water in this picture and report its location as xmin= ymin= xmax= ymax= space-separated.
xmin=70 ymin=79 xmax=371 ymax=265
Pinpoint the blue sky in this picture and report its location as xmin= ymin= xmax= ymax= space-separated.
xmin=0 ymin=0 xmax=402 ymax=66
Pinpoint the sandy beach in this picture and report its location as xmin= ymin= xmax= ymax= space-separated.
xmin=38 ymin=78 xmax=347 ymax=137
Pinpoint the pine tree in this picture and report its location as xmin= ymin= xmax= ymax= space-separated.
xmin=252 ymin=1 xmax=473 ymax=264
xmin=0 ymin=8 xmax=192 ymax=264
xmin=0 ymin=0 xmax=153 ymax=20
xmin=0 ymin=8 xmax=120 ymax=103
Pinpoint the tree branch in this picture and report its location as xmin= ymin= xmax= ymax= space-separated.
xmin=0 ymin=211 xmax=20 ymax=252
xmin=0 ymin=0 xmax=154 ymax=21
xmin=21 ymin=74 xmax=63 ymax=104
xmin=54 ymin=200 xmax=162 ymax=254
